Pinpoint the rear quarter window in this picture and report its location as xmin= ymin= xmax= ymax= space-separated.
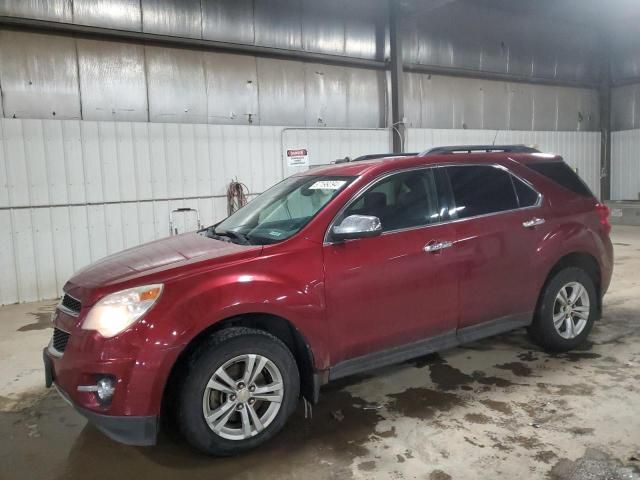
xmin=446 ymin=165 xmax=519 ymax=218
xmin=527 ymin=162 xmax=593 ymax=197
xmin=512 ymin=176 xmax=540 ymax=207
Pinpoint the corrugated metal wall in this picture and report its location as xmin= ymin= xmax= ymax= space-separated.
xmin=612 ymin=84 xmax=640 ymax=132
xmin=401 ymin=1 xmax=599 ymax=84
xmin=403 ymin=74 xmax=599 ymax=131
xmin=0 ymin=0 xmax=609 ymax=305
xmin=0 ymin=30 xmax=386 ymax=128
xmin=406 ymin=129 xmax=602 ymax=196
xmin=611 ymin=129 xmax=640 ymax=201
xmin=0 ymin=119 xmax=398 ymax=304
xmin=0 ymin=118 xmax=279 ymax=304
xmin=611 ymin=26 xmax=640 ymax=86
xmin=1 ymin=119 xmax=604 ymax=305
xmin=0 ymin=28 xmax=601 ymax=132
xmin=282 ymin=128 xmax=391 ymax=176
xmin=0 ymin=0 xmax=601 ymax=86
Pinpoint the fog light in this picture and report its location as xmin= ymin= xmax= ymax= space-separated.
xmin=96 ymin=377 xmax=115 ymax=402
xmin=77 ymin=376 xmax=116 ymax=404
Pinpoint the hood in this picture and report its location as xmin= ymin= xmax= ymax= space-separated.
xmin=65 ymin=232 xmax=260 ymax=293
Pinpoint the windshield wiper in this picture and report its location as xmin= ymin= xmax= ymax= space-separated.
xmin=214 ymin=229 xmax=251 ymax=245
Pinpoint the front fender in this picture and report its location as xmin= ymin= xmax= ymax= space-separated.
xmin=140 ymin=240 xmax=328 ymax=364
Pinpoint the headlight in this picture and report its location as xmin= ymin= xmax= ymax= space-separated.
xmin=82 ymin=284 xmax=163 ymax=338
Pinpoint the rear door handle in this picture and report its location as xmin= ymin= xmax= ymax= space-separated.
xmin=424 ymin=240 xmax=453 ymax=253
xmin=522 ymin=217 xmax=545 ymax=228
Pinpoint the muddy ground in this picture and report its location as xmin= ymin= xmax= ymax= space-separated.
xmin=1 ymin=226 xmax=640 ymax=480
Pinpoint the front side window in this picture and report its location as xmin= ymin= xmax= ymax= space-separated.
xmin=339 ymin=169 xmax=440 ymax=232
xmin=208 ymin=175 xmax=354 ymax=245
xmin=446 ymin=165 xmax=518 ymax=219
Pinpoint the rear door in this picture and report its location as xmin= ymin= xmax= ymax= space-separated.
xmin=323 ymin=168 xmax=459 ymax=364
xmin=442 ymin=164 xmax=547 ymax=333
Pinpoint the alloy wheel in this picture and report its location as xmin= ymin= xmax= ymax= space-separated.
xmin=202 ymin=354 xmax=284 ymax=440
xmin=553 ymin=281 xmax=590 ymax=339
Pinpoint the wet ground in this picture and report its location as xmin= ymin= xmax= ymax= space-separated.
xmin=1 ymin=226 xmax=640 ymax=480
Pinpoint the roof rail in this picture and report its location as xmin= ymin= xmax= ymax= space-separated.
xmin=333 ymin=152 xmax=418 ymax=164
xmin=354 ymin=152 xmax=418 ymax=161
xmin=421 ymin=145 xmax=540 ymax=156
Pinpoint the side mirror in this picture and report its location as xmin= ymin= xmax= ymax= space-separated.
xmin=332 ymin=215 xmax=382 ymax=241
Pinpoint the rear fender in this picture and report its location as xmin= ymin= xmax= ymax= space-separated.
xmin=532 ymin=221 xmax=605 ymax=296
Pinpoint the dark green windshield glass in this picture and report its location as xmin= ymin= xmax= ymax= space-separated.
xmin=208 ymin=175 xmax=354 ymax=245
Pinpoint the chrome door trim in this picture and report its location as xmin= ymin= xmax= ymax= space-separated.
xmin=323 ymin=162 xmax=544 ymax=245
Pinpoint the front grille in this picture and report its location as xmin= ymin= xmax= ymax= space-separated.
xmin=52 ymin=328 xmax=70 ymax=353
xmin=61 ymin=294 xmax=81 ymax=315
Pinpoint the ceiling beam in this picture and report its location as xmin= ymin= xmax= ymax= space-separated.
xmin=0 ymin=15 xmax=388 ymax=71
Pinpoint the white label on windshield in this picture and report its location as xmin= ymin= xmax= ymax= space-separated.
xmin=309 ymin=180 xmax=347 ymax=190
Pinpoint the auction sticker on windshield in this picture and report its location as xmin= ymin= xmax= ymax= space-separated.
xmin=309 ymin=180 xmax=347 ymax=190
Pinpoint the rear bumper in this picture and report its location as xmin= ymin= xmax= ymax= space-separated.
xmin=44 ymin=349 xmax=158 ymax=446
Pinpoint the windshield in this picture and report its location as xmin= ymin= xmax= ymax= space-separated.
xmin=204 ymin=175 xmax=354 ymax=245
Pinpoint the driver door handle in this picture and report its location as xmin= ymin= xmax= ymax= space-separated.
xmin=522 ymin=217 xmax=545 ymax=228
xmin=424 ymin=240 xmax=453 ymax=253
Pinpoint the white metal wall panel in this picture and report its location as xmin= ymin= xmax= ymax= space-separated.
xmin=406 ymin=129 xmax=601 ymax=196
xmin=0 ymin=210 xmax=17 ymax=305
xmin=611 ymin=129 xmax=640 ymax=201
xmin=0 ymin=118 xmax=281 ymax=304
xmin=1 ymin=120 xmax=601 ymax=304
xmin=281 ymin=128 xmax=391 ymax=177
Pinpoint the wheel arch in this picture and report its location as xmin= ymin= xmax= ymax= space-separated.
xmin=162 ymin=312 xmax=321 ymax=423
xmin=537 ymin=251 xmax=602 ymax=318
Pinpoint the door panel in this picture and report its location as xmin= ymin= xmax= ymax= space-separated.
xmin=323 ymin=168 xmax=459 ymax=364
xmin=444 ymin=164 xmax=547 ymax=329
xmin=454 ymin=211 xmax=542 ymax=328
xmin=324 ymin=224 xmax=459 ymax=363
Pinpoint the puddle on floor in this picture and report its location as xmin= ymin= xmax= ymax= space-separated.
xmin=0 ymin=381 xmax=382 ymax=480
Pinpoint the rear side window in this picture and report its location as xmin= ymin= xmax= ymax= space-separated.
xmin=527 ymin=162 xmax=593 ymax=197
xmin=512 ymin=177 xmax=540 ymax=207
xmin=446 ymin=165 xmax=518 ymax=219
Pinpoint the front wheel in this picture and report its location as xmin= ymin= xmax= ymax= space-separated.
xmin=177 ymin=327 xmax=300 ymax=455
xmin=528 ymin=267 xmax=598 ymax=352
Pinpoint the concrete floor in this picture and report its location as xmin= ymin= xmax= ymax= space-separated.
xmin=1 ymin=226 xmax=640 ymax=480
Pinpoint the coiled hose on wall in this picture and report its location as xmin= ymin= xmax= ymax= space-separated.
xmin=226 ymin=179 xmax=249 ymax=216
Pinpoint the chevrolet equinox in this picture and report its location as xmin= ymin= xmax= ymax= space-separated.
xmin=44 ymin=145 xmax=613 ymax=455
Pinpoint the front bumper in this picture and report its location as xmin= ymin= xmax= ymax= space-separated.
xmin=43 ymin=349 xmax=158 ymax=446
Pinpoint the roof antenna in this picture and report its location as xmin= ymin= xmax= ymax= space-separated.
xmin=492 ymin=130 xmax=499 ymax=146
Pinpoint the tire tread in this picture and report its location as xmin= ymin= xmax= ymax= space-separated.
xmin=528 ymin=267 xmax=597 ymax=352
xmin=176 ymin=326 xmax=299 ymax=456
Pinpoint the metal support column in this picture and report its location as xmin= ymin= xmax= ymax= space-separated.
xmin=388 ymin=0 xmax=405 ymax=153
xmin=599 ymin=38 xmax=612 ymax=201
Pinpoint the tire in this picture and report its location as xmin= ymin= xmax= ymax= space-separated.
xmin=177 ymin=327 xmax=300 ymax=456
xmin=528 ymin=267 xmax=598 ymax=352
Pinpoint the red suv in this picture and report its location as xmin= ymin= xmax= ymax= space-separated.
xmin=43 ymin=145 xmax=613 ymax=455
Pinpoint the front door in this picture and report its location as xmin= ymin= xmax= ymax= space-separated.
xmin=323 ymin=168 xmax=459 ymax=365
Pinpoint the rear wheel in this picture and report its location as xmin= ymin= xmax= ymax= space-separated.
xmin=528 ymin=267 xmax=597 ymax=352
xmin=177 ymin=327 xmax=300 ymax=455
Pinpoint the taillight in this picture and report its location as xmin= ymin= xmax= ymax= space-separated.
xmin=595 ymin=203 xmax=611 ymax=235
